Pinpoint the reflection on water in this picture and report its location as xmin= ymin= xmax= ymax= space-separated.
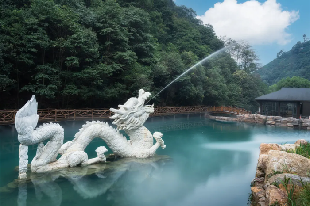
xmin=15 ymin=156 xmax=170 ymax=206
xmin=1 ymin=114 xmax=310 ymax=206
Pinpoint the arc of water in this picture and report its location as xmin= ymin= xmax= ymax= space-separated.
xmin=146 ymin=46 xmax=229 ymax=104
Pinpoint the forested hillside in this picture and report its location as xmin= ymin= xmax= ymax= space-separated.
xmin=258 ymin=40 xmax=310 ymax=85
xmin=0 ymin=0 xmax=267 ymax=111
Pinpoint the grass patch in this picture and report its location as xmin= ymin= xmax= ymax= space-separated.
xmin=267 ymin=171 xmax=284 ymax=179
xmin=296 ymin=181 xmax=310 ymax=205
xmin=286 ymin=149 xmax=296 ymax=153
xmin=298 ymin=185 xmax=310 ymax=205
xmin=286 ymin=142 xmax=310 ymax=159
xmin=281 ymin=176 xmax=296 ymax=206
xmin=295 ymin=143 xmax=310 ymax=158
xmin=271 ymin=181 xmax=280 ymax=188
xmin=276 ymin=177 xmax=310 ymax=206
xmin=247 ymin=193 xmax=254 ymax=206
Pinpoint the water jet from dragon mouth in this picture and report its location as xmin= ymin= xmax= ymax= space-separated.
xmin=146 ymin=45 xmax=233 ymax=105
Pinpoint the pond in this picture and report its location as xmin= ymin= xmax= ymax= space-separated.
xmin=0 ymin=114 xmax=309 ymax=206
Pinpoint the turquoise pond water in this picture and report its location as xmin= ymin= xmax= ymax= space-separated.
xmin=1 ymin=114 xmax=310 ymax=206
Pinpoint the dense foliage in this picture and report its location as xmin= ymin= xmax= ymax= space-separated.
xmin=258 ymin=40 xmax=310 ymax=85
xmin=0 ymin=0 xmax=267 ymax=111
xmin=269 ymin=76 xmax=310 ymax=92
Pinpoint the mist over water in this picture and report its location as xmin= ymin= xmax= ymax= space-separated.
xmin=1 ymin=116 xmax=309 ymax=206
xmin=146 ymin=46 xmax=229 ymax=104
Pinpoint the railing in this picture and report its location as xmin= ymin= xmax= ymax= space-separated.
xmin=153 ymin=106 xmax=250 ymax=116
xmin=0 ymin=106 xmax=250 ymax=125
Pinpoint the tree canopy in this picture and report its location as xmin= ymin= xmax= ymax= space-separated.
xmin=269 ymin=76 xmax=310 ymax=92
xmin=0 ymin=0 xmax=267 ymax=112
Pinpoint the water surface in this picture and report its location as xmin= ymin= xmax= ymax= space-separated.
xmin=1 ymin=115 xmax=309 ymax=206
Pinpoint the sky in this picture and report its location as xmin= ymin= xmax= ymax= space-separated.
xmin=173 ymin=0 xmax=310 ymax=66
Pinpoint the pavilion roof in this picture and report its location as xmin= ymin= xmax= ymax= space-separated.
xmin=256 ymin=88 xmax=310 ymax=102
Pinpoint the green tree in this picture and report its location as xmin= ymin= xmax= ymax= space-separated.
xmin=232 ymin=70 xmax=268 ymax=112
xmin=224 ymin=39 xmax=259 ymax=73
xmin=0 ymin=0 xmax=268 ymax=111
xmin=269 ymin=76 xmax=310 ymax=92
xmin=277 ymin=50 xmax=284 ymax=58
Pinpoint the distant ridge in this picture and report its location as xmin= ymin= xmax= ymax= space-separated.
xmin=257 ymin=40 xmax=310 ymax=85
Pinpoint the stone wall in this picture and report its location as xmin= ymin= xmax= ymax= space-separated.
xmin=207 ymin=114 xmax=310 ymax=129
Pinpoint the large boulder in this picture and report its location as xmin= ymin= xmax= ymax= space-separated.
xmin=295 ymin=139 xmax=307 ymax=146
xmin=279 ymin=144 xmax=297 ymax=151
xmin=251 ymin=186 xmax=266 ymax=204
xmin=267 ymin=173 xmax=310 ymax=187
xmin=287 ymin=123 xmax=294 ymax=127
xmin=281 ymin=118 xmax=288 ymax=123
xmin=266 ymin=121 xmax=275 ymax=125
xmin=255 ymin=144 xmax=281 ymax=179
xmin=265 ymin=185 xmax=287 ymax=205
xmin=256 ymin=154 xmax=268 ymax=178
xmin=259 ymin=143 xmax=281 ymax=155
xmin=266 ymin=150 xmax=310 ymax=178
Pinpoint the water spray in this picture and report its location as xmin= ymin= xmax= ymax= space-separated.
xmin=146 ymin=46 xmax=231 ymax=104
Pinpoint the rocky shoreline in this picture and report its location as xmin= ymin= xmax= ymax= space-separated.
xmin=250 ymin=140 xmax=310 ymax=206
xmin=207 ymin=114 xmax=310 ymax=205
xmin=208 ymin=114 xmax=310 ymax=129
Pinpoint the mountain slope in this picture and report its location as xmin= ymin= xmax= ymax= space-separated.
xmin=258 ymin=40 xmax=310 ymax=85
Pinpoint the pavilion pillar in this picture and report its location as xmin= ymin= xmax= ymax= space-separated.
xmin=297 ymin=102 xmax=301 ymax=118
xmin=277 ymin=101 xmax=280 ymax=116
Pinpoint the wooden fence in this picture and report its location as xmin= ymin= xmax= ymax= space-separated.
xmin=0 ymin=106 xmax=250 ymax=125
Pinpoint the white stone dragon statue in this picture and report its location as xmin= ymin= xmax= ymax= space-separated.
xmin=15 ymin=89 xmax=166 ymax=179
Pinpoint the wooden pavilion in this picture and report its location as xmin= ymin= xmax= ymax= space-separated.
xmin=256 ymin=88 xmax=310 ymax=118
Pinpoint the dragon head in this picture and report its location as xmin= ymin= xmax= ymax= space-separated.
xmin=110 ymin=89 xmax=154 ymax=130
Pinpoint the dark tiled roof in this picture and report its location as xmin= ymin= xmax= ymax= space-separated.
xmin=256 ymin=88 xmax=310 ymax=101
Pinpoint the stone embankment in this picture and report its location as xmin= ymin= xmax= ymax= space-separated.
xmin=251 ymin=140 xmax=310 ymax=206
xmin=208 ymin=114 xmax=310 ymax=129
